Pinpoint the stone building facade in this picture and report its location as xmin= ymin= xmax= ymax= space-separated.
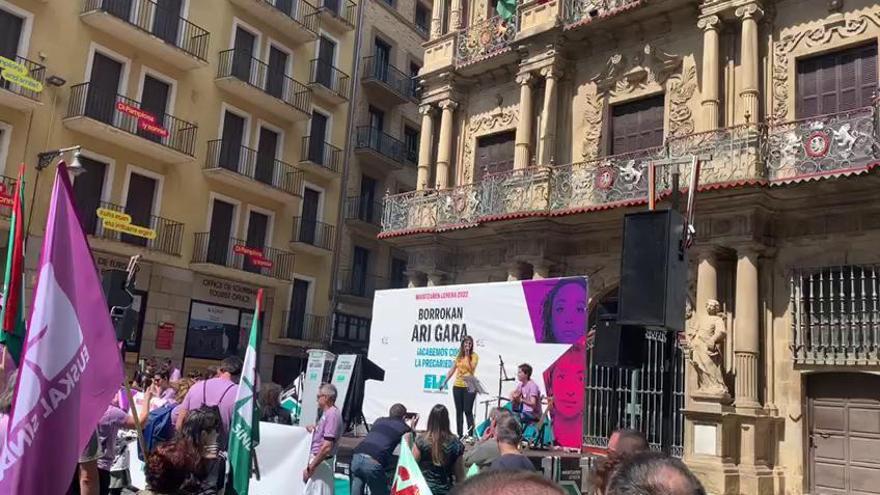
xmin=380 ymin=0 xmax=880 ymax=492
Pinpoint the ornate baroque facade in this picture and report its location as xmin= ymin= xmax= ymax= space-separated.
xmin=382 ymin=0 xmax=880 ymax=492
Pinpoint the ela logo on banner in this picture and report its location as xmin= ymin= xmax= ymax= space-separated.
xmin=423 ymin=374 xmax=444 ymax=391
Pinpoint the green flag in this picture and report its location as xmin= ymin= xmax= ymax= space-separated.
xmin=228 ymin=289 xmax=263 ymax=495
xmin=496 ymin=0 xmax=516 ymax=21
xmin=466 ymin=463 xmax=480 ymax=478
xmin=391 ymin=439 xmax=433 ymax=495
xmin=0 ymin=164 xmax=26 ymax=366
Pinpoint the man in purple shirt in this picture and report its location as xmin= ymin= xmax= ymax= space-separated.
xmin=304 ymin=383 xmax=344 ymax=494
xmin=510 ymin=363 xmax=542 ymax=423
xmin=175 ymin=356 xmax=241 ymax=439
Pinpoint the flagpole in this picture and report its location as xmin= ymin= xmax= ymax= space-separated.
xmin=123 ymin=381 xmax=149 ymax=458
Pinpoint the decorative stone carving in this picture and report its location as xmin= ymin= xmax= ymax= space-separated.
xmin=685 ymin=300 xmax=730 ymax=398
xmin=697 ymin=14 xmax=720 ymax=32
xmin=772 ymin=12 xmax=880 ymax=122
xmin=668 ymin=65 xmax=697 ymax=138
xmin=580 ymin=91 xmax=604 ymax=160
xmin=592 ymin=43 xmax=683 ymax=95
xmin=419 ymin=104 xmax=435 ymax=116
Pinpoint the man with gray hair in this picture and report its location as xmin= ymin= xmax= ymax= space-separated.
xmin=464 ymin=407 xmax=507 ymax=472
xmin=606 ymin=451 xmax=706 ymax=495
xmin=304 ymin=383 xmax=344 ymax=494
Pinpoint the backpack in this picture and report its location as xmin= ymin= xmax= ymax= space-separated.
xmin=137 ymin=404 xmax=175 ymax=461
xmin=192 ymin=380 xmax=236 ymax=439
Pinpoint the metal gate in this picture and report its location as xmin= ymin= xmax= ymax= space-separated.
xmin=584 ymin=329 xmax=686 ymax=456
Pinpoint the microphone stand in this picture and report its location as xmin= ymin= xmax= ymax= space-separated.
xmin=497 ymin=355 xmax=515 ymax=410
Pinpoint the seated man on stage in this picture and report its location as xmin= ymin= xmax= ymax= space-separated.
xmin=510 ymin=364 xmax=541 ymax=425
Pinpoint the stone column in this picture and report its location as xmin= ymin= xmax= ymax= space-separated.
xmin=514 ymin=73 xmax=535 ymax=169
xmin=431 ymin=0 xmax=444 ymax=38
xmin=417 ymin=105 xmax=436 ymax=190
xmin=450 ymin=0 xmax=462 ymax=30
xmin=698 ymin=15 xmax=721 ymax=131
xmin=435 ymin=100 xmax=457 ymax=189
xmin=734 ymin=248 xmax=761 ymax=408
xmin=736 ymin=4 xmax=763 ymax=124
xmin=696 ymin=247 xmax=719 ymax=314
xmin=538 ymin=68 xmax=560 ymax=165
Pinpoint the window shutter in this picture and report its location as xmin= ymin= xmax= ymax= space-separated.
xmin=837 ymin=51 xmax=859 ymax=112
xmin=797 ymin=58 xmax=820 ymax=119
xmin=611 ymin=95 xmax=665 ymax=155
xmin=859 ymin=45 xmax=878 ymax=109
xmin=797 ymin=43 xmax=878 ymax=119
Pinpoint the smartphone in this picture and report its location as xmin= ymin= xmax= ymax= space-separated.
xmin=404 ymin=412 xmax=418 ymax=420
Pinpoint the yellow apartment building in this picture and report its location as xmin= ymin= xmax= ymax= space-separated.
xmin=0 ymin=0 xmax=358 ymax=385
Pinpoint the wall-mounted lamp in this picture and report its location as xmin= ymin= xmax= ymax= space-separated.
xmin=36 ymin=145 xmax=84 ymax=176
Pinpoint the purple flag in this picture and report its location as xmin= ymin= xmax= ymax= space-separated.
xmin=0 ymin=164 xmax=123 ymax=493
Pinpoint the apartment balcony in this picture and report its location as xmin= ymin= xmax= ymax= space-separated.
xmin=80 ymin=0 xmax=209 ymax=70
xmin=283 ymin=311 xmax=330 ymax=344
xmin=191 ymin=232 xmax=295 ymax=282
xmin=86 ymin=201 xmax=184 ymax=257
xmin=290 ymin=217 xmax=335 ymax=255
xmin=338 ymin=270 xmax=386 ymax=300
xmin=228 ymin=0 xmax=318 ymax=44
xmin=64 ymin=82 xmax=197 ymax=164
xmin=455 ymin=15 xmax=519 ymax=75
xmin=308 ymin=59 xmax=350 ymax=105
xmin=354 ymin=127 xmax=406 ymax=172
xmin=361 ymin=57 xmax=417 ymax=106
xmin=215 ymin=49 xmax=311 ymax=123
xmin=344 ymin=196 xmax=383 ymax=234
xmin=299 ymin=136 xmax=342 ymax=178
xmin=0 ymin=56 xmax=46 ymax=111
xmin=315 ymin=0 xmax=356 ymax=32
xmin=203 ymin=139 xmax=304 ymax=202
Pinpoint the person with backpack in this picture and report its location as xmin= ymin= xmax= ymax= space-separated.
xmin=175 ymin=356 xmax=241 ymax=443
xmin=177 ymin=407 xmax=226 ymax=495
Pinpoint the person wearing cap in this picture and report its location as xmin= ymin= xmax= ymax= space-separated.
xmin=350 ymin=403 xmax=419 ymax=495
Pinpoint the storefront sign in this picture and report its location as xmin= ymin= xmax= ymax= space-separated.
xmin=115 ymin=101 xmax=167 ymax=137
xmin=156 ymin=322 xmax=174 ymax=350
xmin=96 ymin=208 xmax=157 ymax=240
xmin=193 ymin=275 xmax=260 ymax=308
xmin=0 ymin=56 xmax=44 ymax=93
xmin=233 ymin=244 xmax=274 ymax=269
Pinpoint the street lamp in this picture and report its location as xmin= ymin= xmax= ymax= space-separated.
xmin=36 ymin=145 xmax=85 ymax=176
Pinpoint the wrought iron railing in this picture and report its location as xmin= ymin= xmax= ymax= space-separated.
xmin=253 ymin=0 xmax=319 ymax=32
xmin=284 ymin=311 xmax=329 ymax=343
xmin=309 ymin=59 xmax=350 ymax=99
xmin=338 ymin=270 xmax=387 ymax=299
xmin=299 ymin=136 xmax=342 ymax=173
xmin=791 ymin=265 xmax=880 ymax=366
xmin=83 ymin=0 xmax=210 ymax=60
xmin=666 ymin=124 xmax=763 ymax=185
xmin=319 ymin=0 xmax=356 ymax=26
xmin=0 ymin=55 xmax=46 ymax=102
xmin=191 ymin=232 xmax=295 ymax=280
xmin=766 ymin=106 xmax=880 ymax=182
xmin=291 ymin=217 xmax=335 ymax=250
xmin=455 ymin=15 xmax=519 ymax=66
xmin=66 ymin=82 xmax=198 ymax=156
xmin=381 ymin=189 xmax=438 ymax=232
xmin=205 ymin=139 xmax=304 ymax=195
xmin=355 ymin=126 xmax=406 ymax=163
xmin=217 ymin=49 xmax=311 ymax=115
xmin=345 ymin=196 xmax=383 ymax=226
xmin=562 ymin=0 xmax=642 ymax=26
xmin=481 ymin=166 xmax=552 ymax=219
xmin=91 ymin=201 xmax=184 ymax=256
xmin=362 ymin=56 xmax=416 ymax=101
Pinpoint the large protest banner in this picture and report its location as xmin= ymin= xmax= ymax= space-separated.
xmin=366 ymin=278 xmax=588 ymax=448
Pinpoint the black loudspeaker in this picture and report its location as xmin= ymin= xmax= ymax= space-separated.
xmin=617 ymin=209 xmax=688 ymax=332
xmin=592 ymin=316 xmax=646 ymax=369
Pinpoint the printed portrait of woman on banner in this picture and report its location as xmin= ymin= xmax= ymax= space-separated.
xmin=523 ymin=277 xmax=588 ymax=344
xmin=543 ymin=341 xmax=586 ymax=449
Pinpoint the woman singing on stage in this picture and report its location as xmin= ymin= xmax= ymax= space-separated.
xmin=440 ymin=336 xmax=479 ymax=438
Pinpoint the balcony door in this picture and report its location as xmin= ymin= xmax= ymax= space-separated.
xmin=368 ymin=106 xmax=384 ymax=149
xmin=276 ymin=0 xmax=295 ymax=15
xmin=373 ymin=38 xmax=391 ymax=82
xmin=287 ymin=279 xmax=310 ymax=339
xmin=0 ymin=9 xmax=22 ymax=94
xmin=391 ymin=257 xmax=408 ymax=289
xmin=104 ymin=0 xmax=132 ymax=21
xmin=266 ymin=45 xmax=289 ymax=99
xmin=244 ymin=210 xmax=269 ymax=273
xmin=359 ymin=175 xmax=377 ymax=223
xmin=72 ymin=156 xmax=108 ymax=236
xmin=316 ymin=36 xmax=336 ymax=88
xmin=299 ymin=187 xmax=320 ymax=244
xmin=122 ymin=173 xmax=158 ymax=247
xmin=610 ymin=94 xmax=665 ymax=155
xmin=308 ymin=111 xmax=329 ymax=164
xmin=323 ymin=0 xmax=340 ymax=17
xmin=232 ymin=26 xmax=257 ymax=82
xmin=207 ymin=199 xmax=235 ymax=265
xmin=152 ymin=0 xmax=182 ymax=45
xmin=138 ymin=75 xmax=170 ymax=143
xmin=352 ymin=246 xmax=370 ymax=296
xmin=255 ymin=127 xmax=279 ymax=186
xmin=475 ymin=130 xmax=514 ymax=181
xmin=220 ymin=110 xmax=247 ymax=172
xmin=796 ymin=43 xmax=877 ymax=119
xmin=86 ymin=53 xmax=123 ymax=125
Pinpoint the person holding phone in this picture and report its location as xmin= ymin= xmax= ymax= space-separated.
xmin=440 ymin=336 xmax=479 ymax=438
xmin=350 ymin=403 xmax=418 ymax=495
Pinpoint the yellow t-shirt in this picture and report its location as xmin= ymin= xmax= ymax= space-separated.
xmin=453 ymin=352 xmax=479 ymax=388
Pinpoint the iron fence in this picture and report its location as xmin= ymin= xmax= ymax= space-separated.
xmin=455 ymin=15 xmax=519 ymax=66
xmin=345 ymin=196 xmax=383 ymax=226
xmin=205 ymin=139 xmax=303 ymax=195
xmin=291 ymin=217 xmax=335 ymax=250
xmin=0 ymin=55 xmax=46 ymax=102
xmin=562 ymin=0 xmax=642 ymax=25
xmin=299 ymin=136 xmax=342 ymax=173
xmin=355 ymin=126 xmax=406 ymax=163
xmin=92 ymin=201 xmax=184 ymax=256
xmin=255 ymin=0 xmax=319 ymax=32
xmin=362 ymin=56 xmax=416 ymax=101
xmin=338 ymin=270 xmax=387 ymax=299
xmin=217 ymin=49 xmax=311 ymax=115
xmin=309 ymin=58 xmax=350 ymax=99
xmin=192 ymin=232 xmax=295 ymax=280
xmin=284 ymin=311 xmax=329 ymax=343
xmin=319 ymin=0 xmax=356 ymax=26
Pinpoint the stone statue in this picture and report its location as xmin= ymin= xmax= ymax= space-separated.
xmin=686 ymin=299 xmax=729 ymax=396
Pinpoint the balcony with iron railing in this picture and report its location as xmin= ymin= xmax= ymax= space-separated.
xmin=81 ymin=0 xmax=210 ymax=69
xmin=87 ymin=201 xmax=184 ymax=256
xmin=283 ymin=311 xmax=330 ymax=344
xmin=455 ymin=15 xmax=519 ymax=71
xmin=299 ymin=136 xmax=343 ymax=177
xmin=355 ymin=126 xmax=406 ymax=170
xmin=64 ymin=82 xmax=197 ymax=163
xmin=191 ymin=232 xmax=295 ymax=281
xmin=562 ymin=0 xmax=644 ymax=29
xmin=338 ymin=270 xmax=387 ymax=299
xmin=345 ymin=196 xmax=383 ymax=232
xmin=290 ymin=217 xmax=335 ymax=253
xmin=316 ymin=0 xmax=356 ymax=31
xmin=228 ymin=0 xmax=319 ymax=43
xmin=0 ymin=55 xmax=46 ymax=110
xmin=308 ymin=59 xmax=351 ymax=104
xmin=204 ymin=139 xmax=304 ymax=201
xmin=216 ymin=49 xmax=311 ymax=122
xmin=361 ymin=56 xmax=418 ymax=105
